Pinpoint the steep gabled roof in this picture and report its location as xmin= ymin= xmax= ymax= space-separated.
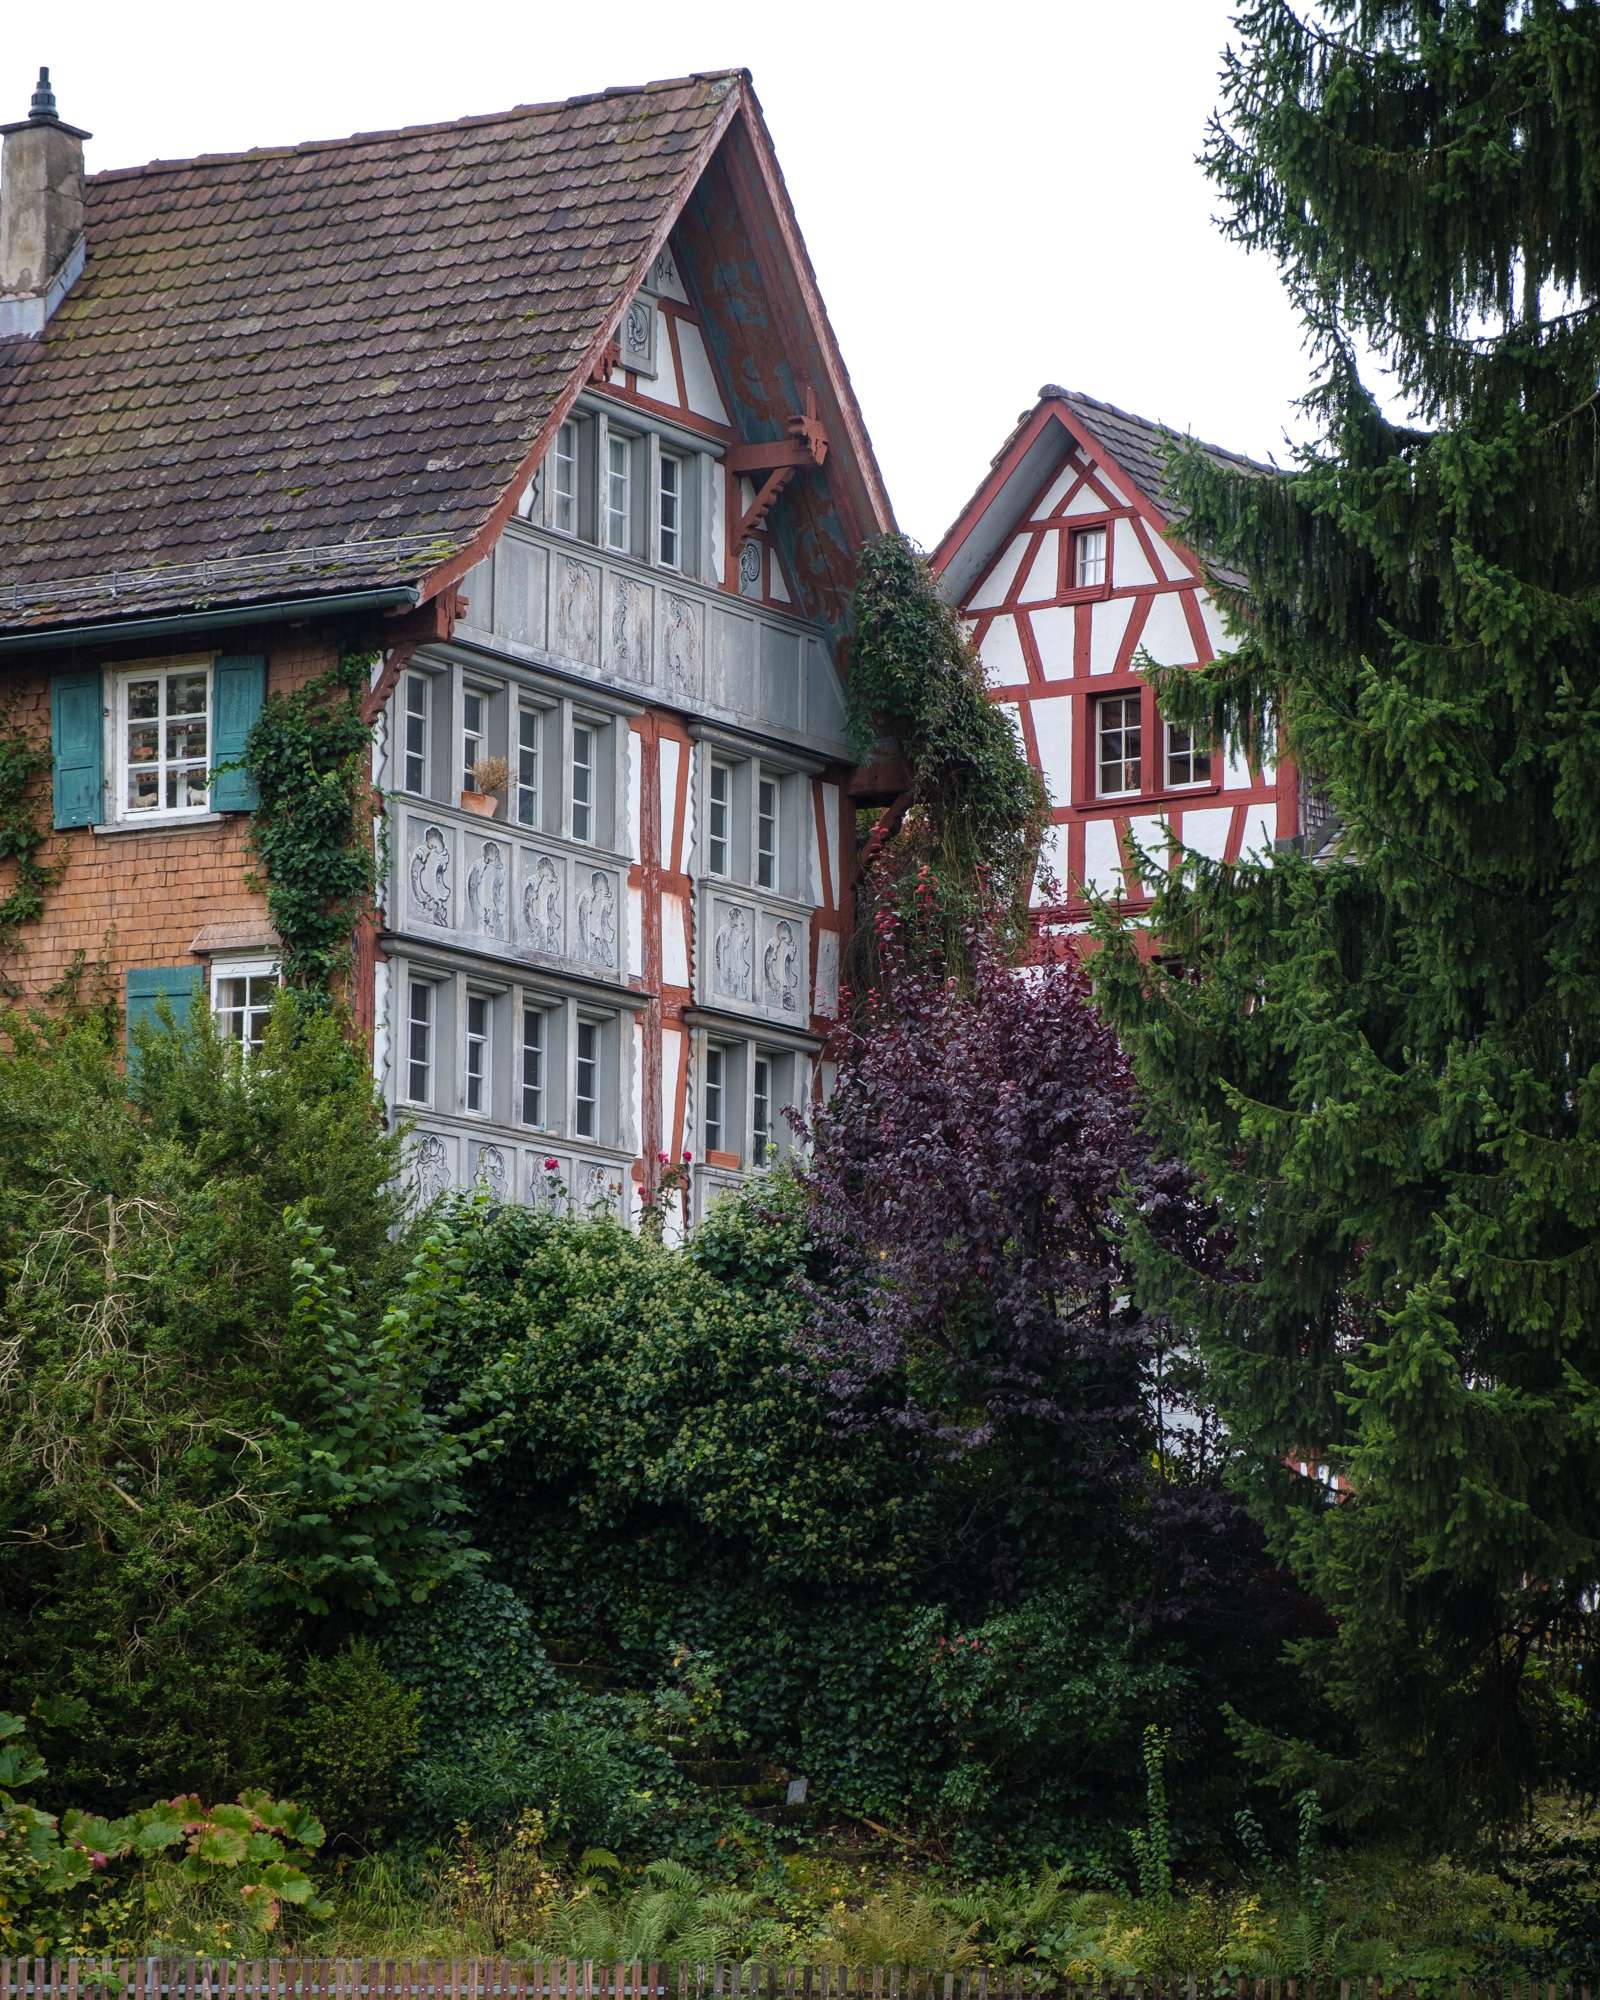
xmin=933 ymin=383 xmax=1278 ymax=602
xmin=0 ymin=71 xmax=891 ymax=639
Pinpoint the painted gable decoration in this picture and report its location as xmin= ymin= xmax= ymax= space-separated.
xmin=934 ymin=386 xmax=1295 ymax=928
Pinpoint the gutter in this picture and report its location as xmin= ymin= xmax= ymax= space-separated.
xmin=0 ymin=585 xmax=422 ymax=656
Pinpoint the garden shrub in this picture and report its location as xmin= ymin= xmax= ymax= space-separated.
xmin=286 ymin=1641 xmax=421 ymax=1850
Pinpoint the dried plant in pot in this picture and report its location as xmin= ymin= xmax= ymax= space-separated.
xmin=462 ymin=754 xmax=510 ymax=818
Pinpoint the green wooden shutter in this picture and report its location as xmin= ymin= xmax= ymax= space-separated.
xmin=125 ymin=965 xmax=200 ymax=1083
xmin=51 ymin=669 xmax=103 ymax=829
xmin=210 ymin=654 xmax=266 ymax=811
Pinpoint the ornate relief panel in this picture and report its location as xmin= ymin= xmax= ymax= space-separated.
xmin=552 ymin=553 xmax=601 ymax=666
xmin=698 ymin=884 xmax=811 ymax=1026
xmin=605 ymin=571 xmax=654 ymax=686
xmin=408 ymin=1127 xmax=631 ymax=1220
xmin=659 ymin=591 xmax=704 ymax=704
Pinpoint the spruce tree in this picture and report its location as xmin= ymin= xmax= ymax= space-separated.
xmin=1091 ymin=0 xmax=1600 ymax=1826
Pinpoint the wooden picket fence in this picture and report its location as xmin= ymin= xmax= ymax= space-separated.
xmin=0 ymin=1968 xmax=1593 ymax=2000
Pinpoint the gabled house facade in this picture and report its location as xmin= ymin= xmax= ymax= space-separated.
xmin=932 ymin=387 xmax=1298 ymax=938
xmin=0 ymin=66 xmax=892 ymax=1223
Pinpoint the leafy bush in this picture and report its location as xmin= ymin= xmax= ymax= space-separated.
xmin=286 ymin=1642 xmax=421 ymax=1850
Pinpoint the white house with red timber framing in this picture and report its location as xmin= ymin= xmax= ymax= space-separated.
xmin=932 ymin=387 xmax=1299 ymax=936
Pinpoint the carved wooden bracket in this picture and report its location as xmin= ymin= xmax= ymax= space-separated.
xmin=727 ymin=385 xmax=830 ymax=544
xmin=588 ymin=337 xmax=621 ymax=385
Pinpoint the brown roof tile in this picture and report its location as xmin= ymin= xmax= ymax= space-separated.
xmin=0 ymin=72 xmax=742 ymax=632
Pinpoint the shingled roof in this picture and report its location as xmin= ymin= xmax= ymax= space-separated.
xmin=0 ymin=69 xmax=884 ymax=639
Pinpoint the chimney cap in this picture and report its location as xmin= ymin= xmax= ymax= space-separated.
xmin=1 ymin=64 xmax=91 ymax=141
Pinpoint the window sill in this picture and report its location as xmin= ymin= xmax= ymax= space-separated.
xmin=1081 ymin=782 xmax=1222 ymax=816
xmin=92 ymin=811 xmax=228 ymax=838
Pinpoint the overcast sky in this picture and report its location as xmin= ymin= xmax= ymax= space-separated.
xmin=31 ymin=0 xmax=1319 ymax=547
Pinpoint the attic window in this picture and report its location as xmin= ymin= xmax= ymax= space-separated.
xmin=1073 ymin=524 xmax=1108 ymax=591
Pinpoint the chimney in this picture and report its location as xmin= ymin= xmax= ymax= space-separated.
xmin=0 ymin=66 xmax=90 ymax=339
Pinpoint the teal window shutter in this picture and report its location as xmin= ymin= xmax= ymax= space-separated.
xmin=51 ymin=669 xmax=103 ymax=829
xmin=125 ymin=965 xmax=200 ymax=1082
xmin=210 ymin=654 xmax=267 ymax=811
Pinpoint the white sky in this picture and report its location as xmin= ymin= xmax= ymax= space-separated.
xmin=33 ymin=0 xmax=1320 ymax=547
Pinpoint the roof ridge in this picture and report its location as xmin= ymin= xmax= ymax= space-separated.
xmin=88 ymin=68 xmax=747 ymax=186
xmin=1040 ymin=382 xmax=1278 ymax=476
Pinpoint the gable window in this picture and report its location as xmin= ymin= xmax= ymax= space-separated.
xmin=403 ymin=673 xmax=431 ymax=795
xmin=605 ymin=432 xmax=633 ymax=552
xmin=406 ymin=977 xmax=435 ymax=1106
xmin=1073 ymin=524 xmax=1109 ymax=592
xmin=1095 ymin=692 xmax=1143 ymax=798
xmin=708 ymin=759 xmax=733 ymax=877
xmin=657 ymin=452 xmax=683 ymax=570
xmin=516 ymin=703 xmax=544 ymax=828
xmin=464 ymin=991 xmax=492 ymax=1115
xmin=1164 ymin=721 xmax=1213 ymax=790
xmin=553 ymin=419 xmax=579 ymax=535
xmin=211 ymin=957 xmax=278 ymax=1052
xmin=116 ymin=661 xmax=211 ymax=819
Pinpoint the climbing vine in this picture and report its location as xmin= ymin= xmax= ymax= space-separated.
xmin=846 ymin=534 xmax=1045 ymax=978
xmin=0 ymin=705 xmax=65 ymax=993
xmin=244 ymin=646 xmax=380 ymax=1000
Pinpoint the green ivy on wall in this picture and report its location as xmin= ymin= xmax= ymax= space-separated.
xmin=244 ymin=646 xmax=380 ymax=1001
xmin=0 ymin=706 xmax=66 ymax=992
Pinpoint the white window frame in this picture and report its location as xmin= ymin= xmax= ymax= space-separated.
xmin=110 ymin=655 xmax=214 ymax=824
xmin=403 ymin=672 xmax=431 ymax=797
xmin=520 ymin=1000 xmax=549 ymax=1129
xmin=1164 ymin=719 xmax=1213 ymax=790
xmin=657 ymin=450 xmax=684 ymax=571
xmin=1073 ymin=523 xmax=1109 ymax=591
xmin=708 ymin=758 xmax=733 ymax=878
xmin=574 ymin=1015 xmax=602 ymax=1141
xmin=210 ymin=955 xmax=279 ymax=1054
xmin=515 ymin=701 xmax=545 ymax=830
xmin=605 ymin=431 xmax=634 ymax=553
xmin=756 ymin=771 xmax=780 ymax=891
xmin=553 ymin=418 xmax=579 ymax=535
xmin=405 ymin=974 xmax=437 ymax=1108
xmin=704 ymin=1041 xmax=729 ymax=1156
xmin=461 ymin=684 xmax=490 ymax=795
xmin=464 ymin=989 xmax=493 ymax=1117
xmin=570 ymin=717 xmax=601 ymax=845
xmin=1095 ymin=691 xmax=1144 ymax=799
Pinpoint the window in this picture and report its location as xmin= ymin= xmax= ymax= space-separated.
xmin=1073 ymin=524 xmax=1108 ymax=591
xmin=605 ymin=432 xmax=632 ymax=552
xmin=756 ymin=774 xmax=779 ymax=890
xmin=1164 ymin=721 xmax=1213 ymax=789
xmin=575 ymin=1018 xmax=600 ymax=1139
xmin=752 ymin=1053 xmax=772 ymax=1160
xmin=708 ymin=760 xmax=732 ymax=877
xmin=462 ymin=687 xmax=487 ymax=793
xmin=403 ymin=673 xmax=430 ymax=795
xmin=406 ymin=979 xmax=434 ymax=1105
xmin=553 ymin=419 xmax=578 ymax=534
xmin=211 ymin=958 xmax=278 ymax=1052
xmin=117 ymin=662 xmax=210 ymax=818
xmin=520 ymin=1004 xmax=547 ymax=1127
xmin=1096 ymin=692 xmax=1143 ymax=797
xmin=516 ymin=705 xmax=543 ymax=828
xmin=657 ymin=452 xmax=683 ymax=569
xmin=465 ymin=992 xmax=491 ymax=1114
xmin=704 ymin=1042 xmax=726 ymax=1154
xmin=571 ymin=722 xmax=597 ymax=844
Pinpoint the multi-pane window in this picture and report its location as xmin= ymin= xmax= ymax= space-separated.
xmin=1164 ymin=722 xmax=1213 ymax=789
xmin=465 ymin=992 xmax=491 ymax=1114
xmin=658 ymin=452 xmax=683 ymax=569
xmin=1096 ymin=692 xmax=1143 ymax=797
xmin=571 ymin=722 xmax=596 ymax=844
xmin=516 ymin=706 xmax=542 ymax=828
xmin=708 ymin=760 xmax=732 ymax=876
xmin=575 ymin=1019 xmax=600 ymax=1139
xmin=403 ymin=674 xmax=430 ymax=794
xmin=462 ymin=688 xmax=487 ymax=793
xmin=1074 ymin=524 xmax=1108 ymax=590
xmin=752 ymin=1053 xmax=772 ymax=1160
xmin=553 ymin=419 xmax=579 ymax=534
xmin=406 ymin=979 xmax=434 ymax=1105
xmin=704 ymin=1043 xmax=726 ymax=1154
xmin=120 ymin=663 xmax=210 ymax=817
xmin=605 ymin=432 xmax=632 ymax=552
xmin=520 ymin=1004 xmax=547 ymax=1126
xmin=212 ymin=959 xmax=278 ymax=1053
xmin=756 ymin=775 xmax=779 ymax=890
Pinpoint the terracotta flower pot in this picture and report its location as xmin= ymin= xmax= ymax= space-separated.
xmin=460 ymin=790 xmax=500 ymax=818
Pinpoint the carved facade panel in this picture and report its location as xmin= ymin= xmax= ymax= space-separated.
xmin=760 ymin=912 xmax=804 ymax=1019
xmin=659 ymin=591 xmax=704 ymax=704
xmin=517 ymin=847 xmax=566 ymax=957
xmin=699 ymin=884 xmax=811 ymax=1026
xmin=464 ymin=834 xmax=509 ymax=944
xmin=709 ymin=897 xmax=754 ymax=1004
xmin=411 ymin=1130 xmax=454 ymax=1205
xmin=604 ymin=570 xmax=654 ymax=685
xmin=622 ymin=297 xmax=657 ymax=377
xmin=404 ymin=816 xmax=454 ymax=930
xmin=552 ymin=553 xmax=601 ymax=666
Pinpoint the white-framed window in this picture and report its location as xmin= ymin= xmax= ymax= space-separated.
xmin=520 ymin=1002 xmax=548 ymax=1127
xmin=114 ymin=659 xmax=211 ymax=820
xmin=553 ymin=418 xmax=579 ymax=535
xmin=462 ymin=686 xmax=488 ymax=793
xmin=752 ymin=1051 xmax=773 ymax=1159
xmin=516 ymin=704 xmax=543 ymax=829
xmin=403 ymin=673 xmax=431 ymax=795
xmin=1073 ymin=524 xmax=1109 ymax=591
xmin=211 ymin=956 xmax=279 ymax=1053
xmin=571 ymin=720 xmax=597 ymax=844
xmin=1096 ymin=692 xmax=1143 ymax=798
xmin=605 ymin=432 xmax=633 ymax=552
xmin=756 ymin=773 xmax=780 ymax=891
xmin=708 ymin=759 xmax=733 ymax=877
xmin=406 ymin=976 xmax=435 ymax=1106
xmin=575 ymin=1017 xmax=601 ymax=1139
xmin=704 ymin=1041 xmax=727 ymax=1154
xmin=657 ymin=451 xmax=683 ymax=570
xmin=464 ymin=991 xmax=492 ymax=1115
xmin=1164 ymin=721 xmax=1213 ymax=789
